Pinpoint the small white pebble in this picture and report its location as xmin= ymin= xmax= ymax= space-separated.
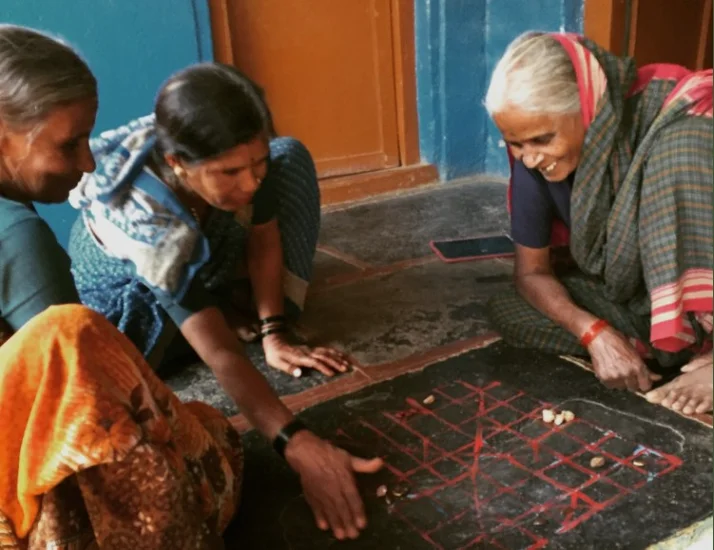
xmin=563 ymin=410 xmax=575 ymax=423
xmin=292 ymin=368 xmax=303 ymax=378
xmin=423 ymin=395 xmax=436 ymax=405
xmin=590 ymin=456 xmax=606 ymax=469
xmin=542 ymin=409 xmax=555 ymax=423
xmin=554 ymin=413 xmax=564 ymax=426
xmin=392 ymin=483 xmax=410 ymax=498
xmin=376 ymin=485 xmax=388 ymax=498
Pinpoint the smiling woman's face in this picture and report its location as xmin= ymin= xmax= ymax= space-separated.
xmin=0 ymin=97 xmax=97 ymax=203
xmin=493 ymin=107 xmax=585 ymax=182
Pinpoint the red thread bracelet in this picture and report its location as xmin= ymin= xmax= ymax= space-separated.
xmin=580 ymin=319 xmax=609 ymax=347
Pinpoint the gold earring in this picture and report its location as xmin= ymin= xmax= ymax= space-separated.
xmin=173 ymin=167 xmax=186 ymax=180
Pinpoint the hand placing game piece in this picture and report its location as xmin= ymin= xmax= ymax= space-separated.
xmin=284 ymin=430 xmax=384 ymax=540
xmin=586 ymin=328 xmax=661 ymax=392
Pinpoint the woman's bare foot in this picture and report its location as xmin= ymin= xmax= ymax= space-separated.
xmin=645 ymin=355 xmax=713 ymax=415
xmin=227 ymin=285 xmax=260 ymax=342
xmin=224 ymin=307 xmax=260 ymax=342
xmin=234 ymin=321 xmax=260 ymax=343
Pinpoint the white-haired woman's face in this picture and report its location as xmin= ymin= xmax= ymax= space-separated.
xmin=493 ymin=108 xmax=585 ymax=182
xmin=0 ymin=98 xmax=97 ymax=203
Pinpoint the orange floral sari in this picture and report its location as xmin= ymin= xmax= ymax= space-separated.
xmin=0 ymin=305 xmax=243 ymax=550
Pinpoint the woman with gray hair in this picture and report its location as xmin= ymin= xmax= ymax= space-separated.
xmin=0 ymin=25 xmax=380 ymax=549
xmin=0 ymin=24 xmax=96 ymax=332
xmin=485 ymin=32 xmax=713 ymax=416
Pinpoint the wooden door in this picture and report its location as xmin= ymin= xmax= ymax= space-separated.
xmin=628 ymin=0 xmax=712 ymax=69
xmin=585 ymin=0 xmax=713 ymax=70
xmin=210 ymin=0 xmax=400 ymax=179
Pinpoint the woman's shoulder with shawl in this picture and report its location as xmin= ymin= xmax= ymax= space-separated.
xmin=70 ymin=115 xmax=157 ymax=208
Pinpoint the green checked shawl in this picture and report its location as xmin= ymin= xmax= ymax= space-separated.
xmin=567 ymin=38 xmax=712 ymax=352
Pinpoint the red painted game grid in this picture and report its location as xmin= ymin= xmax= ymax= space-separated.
xmin=335 ymin=380 xmax=682 ymax=550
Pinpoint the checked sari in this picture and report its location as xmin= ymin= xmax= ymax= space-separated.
xmin=490 ymin=34 xmax=713 ymax=366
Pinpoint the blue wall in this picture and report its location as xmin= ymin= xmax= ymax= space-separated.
xmin=4 ymin=0 xmax=213 ymax=246
xmin=415 ymin=0 xmax=584 ymax=180
xmin=7 ymin=0 xmax=582 ymax=243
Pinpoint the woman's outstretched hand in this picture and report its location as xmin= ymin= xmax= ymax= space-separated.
xmin=284 ymin=430 xmax=383 ymax=540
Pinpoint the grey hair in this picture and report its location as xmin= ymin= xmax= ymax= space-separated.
xmin=485 ymin=32 xmax=580 ymax=116
xmin=0 ymin=25 xmax=96 ymax=130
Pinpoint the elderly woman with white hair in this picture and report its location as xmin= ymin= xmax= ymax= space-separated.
xmin=0 ymin=25 xmax=381 ymax=548
xmin=485 ymin=32 xmax=713 ymax=415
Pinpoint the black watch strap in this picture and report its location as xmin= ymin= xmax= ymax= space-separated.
xmin=273 ymin=419 xmax=309 ymax=458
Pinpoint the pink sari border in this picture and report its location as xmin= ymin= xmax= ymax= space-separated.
xmin=651 ymin=268 xmax=714 ymax=352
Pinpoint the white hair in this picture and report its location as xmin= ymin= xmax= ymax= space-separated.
xmin=0 ymin=25 xmax=96 ymax=130
xmin=485 ymin=32 xmax=580 ymax=116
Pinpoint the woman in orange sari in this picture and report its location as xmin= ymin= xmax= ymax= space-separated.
xmin=0 ymin=25 xmax=380 ymax=549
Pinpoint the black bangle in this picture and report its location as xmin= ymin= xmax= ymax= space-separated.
xmin=260 ymin=314 xmax=287 ymax=326
xmin=261 ymin=326 xmax=288 ymax=337
xmin=273 ymin=419 xmax=309 ymax=458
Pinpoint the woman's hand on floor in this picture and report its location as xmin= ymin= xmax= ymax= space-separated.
xmin=587 ymin=328 xmax=660 ymax=392
xmin=285 ymin=430 xmax=383 ymax=540
xmin=263 ymin=334 xmax=351 ymax=377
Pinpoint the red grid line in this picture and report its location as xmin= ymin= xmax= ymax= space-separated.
xmin=335 ymin=380 xmax=682 ymax=550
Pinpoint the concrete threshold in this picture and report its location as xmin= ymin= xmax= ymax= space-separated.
xmin=648 ymin=516 xmax=713 ymax=550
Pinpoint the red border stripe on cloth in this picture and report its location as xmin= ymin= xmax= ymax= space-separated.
xmin=664 ymin=69 xmax=714 ymax=117
xmin=651 ymin=268 xmax=713 ymax=352
xmin=628 ymin=64 xmax=692 ymax=97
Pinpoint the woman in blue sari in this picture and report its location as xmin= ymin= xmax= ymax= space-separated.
xmin=69 ymin=63 xmax=347 ymax=378
xmin=2 ymin=28 xmax=380 ymax=546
